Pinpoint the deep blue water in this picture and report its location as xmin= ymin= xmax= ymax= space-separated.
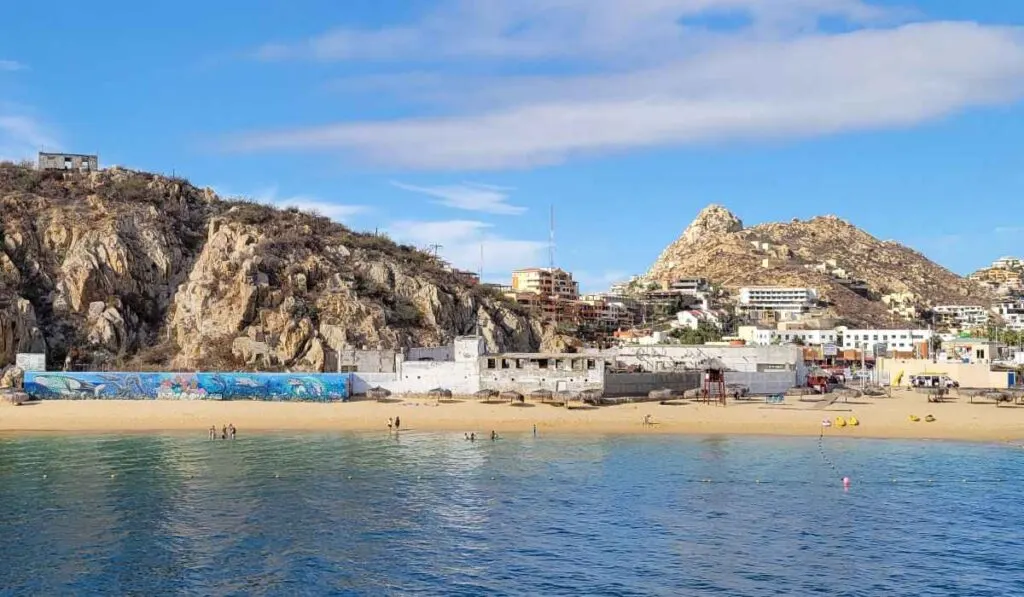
xmin=0 ymin=432 xmax=1022 ymax=596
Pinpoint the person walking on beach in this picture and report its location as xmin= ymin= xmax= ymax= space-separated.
xmin=394 ymin=416 xmax=401 ymax=431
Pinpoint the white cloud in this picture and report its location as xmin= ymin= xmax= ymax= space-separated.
xmin=387 ymin=219 xmax=546 ymax=278
xmin=391 ymin=181 xmax=525 ymax=214
xmin=574 ymin=270 xmax=632 ymax=293
xmin=217 ymin=184 xmax=368 ymax=222
xmin=0 ymin=113 xmax=57 ymax=162
xmin=229 ymin=2 xmax=1024 ymax=171
xmin=0 ymin=60 xmax=25 ymax=72
xmin=256 ymin=0 xmax=898 ymax=64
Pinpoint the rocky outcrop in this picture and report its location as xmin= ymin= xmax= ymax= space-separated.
xmin=645 ymin=205 xmax=990 ymax=326
xmin=0 ymin=163 xmax=552 ymax=371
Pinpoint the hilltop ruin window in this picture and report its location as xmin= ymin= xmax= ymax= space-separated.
xmin=587 ymin=359 xmax=596 ymax=370
xmin=537 ymin=359 xmax=548 ymax=369
xmin=487 ymin=358 xmax=496 ymax=369
xmin=501 ymin=359 xmax=510 ymax=369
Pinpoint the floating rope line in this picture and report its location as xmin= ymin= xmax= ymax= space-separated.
xmin=818 ymin=427 xmax=842 ymax=479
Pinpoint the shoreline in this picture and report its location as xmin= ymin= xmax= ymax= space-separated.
xmin=2 ymin=393 xmax=1022 ymax=442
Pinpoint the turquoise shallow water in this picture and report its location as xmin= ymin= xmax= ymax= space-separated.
xmin=0 ymin=432 xmax=1021 ymax=596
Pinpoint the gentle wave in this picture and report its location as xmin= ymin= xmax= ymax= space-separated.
xmin=0 ymin=433 xmax=1020 ymax=596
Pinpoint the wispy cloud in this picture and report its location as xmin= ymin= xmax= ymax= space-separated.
xmin=573 ymin=270 xmax=631 ymax=293
xmin=228 ymin=0 xmax=1024 ymax=171
xmin=994 ymin=226 xmax=1024 ymax=234
xmin=216 ymin=184 xmax=368 ymax=222
xmin=391 ymin=181 xmax=525 ymax=214
xmin=387 ymin=219 xmax=546 ymax=278
xmin=0 ymin=113 xmax=57 ymax=162
xmin=0 ymin=60 xmax=26 ymax=72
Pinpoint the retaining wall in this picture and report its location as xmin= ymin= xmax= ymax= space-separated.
xmin=24 ymin=372 xmax=350 ymax=401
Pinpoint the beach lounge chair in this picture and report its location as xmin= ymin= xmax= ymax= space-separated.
xmin=925 ymin=414 xmax=936 ymax=423
xmin=765 ymin=394 xmax=784 ymax=404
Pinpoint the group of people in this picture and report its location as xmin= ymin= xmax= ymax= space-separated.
xmin=387 ymin=417 xmax=401 ymax=432
xmin=462 ymin=431 xmax=500 ymax=441
xmin=209 ymin=424 xmax=236 ymax=440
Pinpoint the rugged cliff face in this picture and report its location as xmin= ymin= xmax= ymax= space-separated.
xmin=646 ymin=204 xmax=990 ymax=326
xmin=0 ymin=164 xmax=555 ymax=370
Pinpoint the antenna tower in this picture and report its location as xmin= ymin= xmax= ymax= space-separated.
xmin=548 ymin=204 xmax=555 ymax=270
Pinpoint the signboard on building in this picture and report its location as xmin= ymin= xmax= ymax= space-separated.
xmin=873 ymin=343 xmax=888 ymax=357
xmin=823 ymin=343 xmax=838 ymax=356
xmin=15 ymin=353 xmax=46 ymax=371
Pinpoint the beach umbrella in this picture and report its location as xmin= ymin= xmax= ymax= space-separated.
xmin=580 ymin=388 xmax=604 ymax=404
xmin=427 ymin=387 xmax=453 ymax=400
xmin=474 ymin=389 xmax=499 ymax=400
xmin=530 ymin=388 xmax=554 ymax=402
xmin=366 ymin=386 xmax=391 ymax=401
xmin=499 ymin=390 xmax=523 ymax=403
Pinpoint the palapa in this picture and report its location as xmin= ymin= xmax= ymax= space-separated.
xmin=427 ymin=387 xmax=453 ymax=400
xmin=499 ymin=390 xmax=524 ymax=403
xmin=366 ymin=386 xmax=391 ymax=401
xmin=530 ymin=388 xmax=554 ymax=401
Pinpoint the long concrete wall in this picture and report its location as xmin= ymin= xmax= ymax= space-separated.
xmin=724 ymin=371 xmax=798 ymax=395
xmin=591 ymin=345 xmax=804 ymax=374
xmin=603 ymin=371 xmax=701 ymax=397
xmin=24 ymin=372 xmax=350 ymax=401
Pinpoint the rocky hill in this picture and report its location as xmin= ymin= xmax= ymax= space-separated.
xmin=645 ymin=204 xmax=990 ymax=327
xmin=0 ymin=163 xmax=558 ymax=371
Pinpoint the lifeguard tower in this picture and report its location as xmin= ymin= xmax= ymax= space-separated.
xmin=701 ymin=359 xmax=727 ymax=406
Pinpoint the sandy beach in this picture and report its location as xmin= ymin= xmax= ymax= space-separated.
xmin=2 ymin=389 xmax=1022 ymax=442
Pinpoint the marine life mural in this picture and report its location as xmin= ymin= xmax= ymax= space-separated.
xmin=24 ymin=372 xmax=350 ymax=402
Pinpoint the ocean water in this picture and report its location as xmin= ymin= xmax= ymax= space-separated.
xmin=0 ymin=432 xmax=1021 ymax=597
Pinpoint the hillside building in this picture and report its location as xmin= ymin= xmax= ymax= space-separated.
xmin=932 ymin=305 xmax=990 ymax=330
xmin=511 ymin=268 xmax=579 ymax=301
xmin=737 ymin=286 xmax=817 ymax=322
xmin=37 ymin=152 xmax=99 ymax=172
xmin=839 ymin=328 xmax=933 ymax=355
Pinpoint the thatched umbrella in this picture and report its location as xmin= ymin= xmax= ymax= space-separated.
xmin=648 ymin=388 xmax=674 ymax=400
xmin=474 ymin=388 xmax=499 ymax=400
xmin=862 ymin=384 xmax=886 ymax=397
xmin=580 ymin=388 xmax=604 ymax=405
xmin=366 ymin=386 xmax=391 ymax=401
xmin=530 ymin=388 xmax=554 ymax=402
xmin=428 ymin=387 xmax=453 ymax=400
xmin=500 ymin=390 xmax=524 ymax=404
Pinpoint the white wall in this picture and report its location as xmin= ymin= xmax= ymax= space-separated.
xmin=407 ymin=346 xmax=453 ymax=361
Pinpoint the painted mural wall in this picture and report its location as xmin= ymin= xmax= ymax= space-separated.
xmin=24 ymin=372 xmax=350 ymax=401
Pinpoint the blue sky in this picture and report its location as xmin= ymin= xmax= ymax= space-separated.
xmin=2 ymin=0 xmax=1023 ymax=291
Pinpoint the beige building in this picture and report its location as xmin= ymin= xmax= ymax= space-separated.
xmin=877 ymin=358 xmax=1013 ymax=389
xmin=511 ymin=268 xmax=579 ymax=300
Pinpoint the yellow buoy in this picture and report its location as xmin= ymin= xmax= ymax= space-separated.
xmin=848 ymin=416 xmax=860 ymax=426
xmin=908 ymin=415 xmax=920 ymax=422
xmin=835 ymin=416 xmax=847 ymax=427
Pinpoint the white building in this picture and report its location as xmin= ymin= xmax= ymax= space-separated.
xmin=992 ymin=256 xmax=1023 ymax=270
xmin=737 ymin=287 xmax=817 ymax=321
xmin=993 ymin=299 xmax=1024 ymax=331
xmin=511 ymin=268 xmax=579 ymax=300
xmin=737 ymin=326 xmax=837 ymax=346
xmin=933 ymin=305 xmax=990 ymax=329
xmin=839 ymin=329 xmax=933 ymax=353
xmin=674 ymin=309 xmax=724 ymax=330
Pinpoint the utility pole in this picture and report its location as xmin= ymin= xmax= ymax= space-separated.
xmin=427 ymin=243 xmax=443 ymax=258
xmin=549 ymin=204 xmax=555 ymax=270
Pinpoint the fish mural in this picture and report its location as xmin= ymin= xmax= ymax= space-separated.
xmin=24 ymin=372 xmax=350 ymax=402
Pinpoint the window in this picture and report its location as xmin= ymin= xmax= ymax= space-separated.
xmin=487 ymin=358 xmax=496 ymax=369
xmin=587 ymin=359 xmax=596 ymax=370
xmin=538 ymin=359 xmax=549 ymax=369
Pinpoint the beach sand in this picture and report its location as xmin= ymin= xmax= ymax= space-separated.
xmin=1 ymin=389 xmax=1022 ymax=442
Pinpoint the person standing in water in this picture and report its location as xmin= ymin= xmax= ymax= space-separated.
xmin=221 ymin=425 xmax=228 ymax=440
xmin=394 ymin=416 xmax=401 ymax=431
xmin=228 ymin=424 xmax=236 ymax=439
xmin=387 ymin=417 xmax=393 ymax=432
xmin=208 ymin=425 xmax=217 ymax=440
